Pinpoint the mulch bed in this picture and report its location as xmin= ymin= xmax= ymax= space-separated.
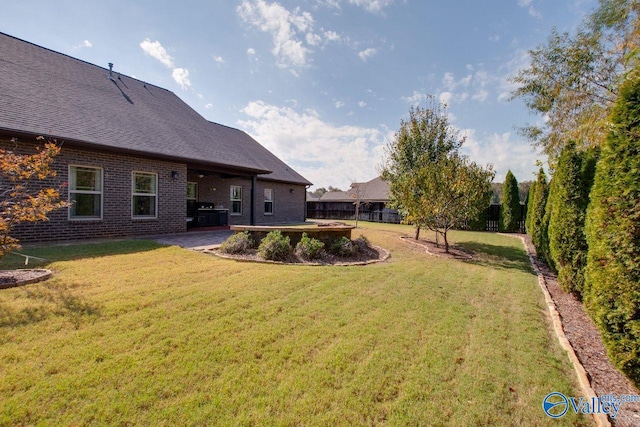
xmin=520 ymin=235 xmax=640 ymax=427
xmin=208 ymin=245 xmax=389 ymax=266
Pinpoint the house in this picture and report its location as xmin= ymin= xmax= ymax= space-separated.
xmin=0 ymin=32 xmax=311 ymax=242
xmin=307 ymin=176 xmax=401 ymax=223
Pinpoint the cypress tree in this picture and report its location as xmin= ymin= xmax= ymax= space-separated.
xmin=525 ymin=181 xmax=537 ymax=235
xmin=585 ymin=71 xmax=640 ymax=384
xmin=500 ymin=170 xmax=521 ymax=232
xmin=530 ymin=168 xmax=549 ymax=261
xmin=547 ymin=142 xmax=589 ymax=298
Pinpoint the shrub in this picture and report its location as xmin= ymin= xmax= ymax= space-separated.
xmin=330 ymin=236 xmax=355 ymax=257
xmin=585 ymin=71 xmax=640 ymax=384
xmin=219 ymin=231 xmax=254 ymax=254
xmin=295 ymin=233 xmax=325 ymax=260
xmin=353 ymin=234 xmax=372 ymax=252
xmin=500 ymin=170 xmax=521 ymax=232
xmin=258 ymin=230 xmax=292 ymax=261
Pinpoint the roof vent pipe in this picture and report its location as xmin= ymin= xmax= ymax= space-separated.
xmin=108 ymin=63 xmax=115 ymax=81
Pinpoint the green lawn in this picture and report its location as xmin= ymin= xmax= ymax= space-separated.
xmin=0 ymin=223 xmax=589 ymax=426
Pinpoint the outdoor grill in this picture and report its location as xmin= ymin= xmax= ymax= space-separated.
xmin=195 ymin=202 xmax=228 ymax=227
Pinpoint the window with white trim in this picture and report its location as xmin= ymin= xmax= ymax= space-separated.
xmin=230 ymin=185 xmax=242 ymax=215
xmin=264 ymin=188 xmax=274 ymax=215
xmin=132 ymin=172 xmax=158 ymax=218
xmin=69 ymin=165 xmax=103 ymax=220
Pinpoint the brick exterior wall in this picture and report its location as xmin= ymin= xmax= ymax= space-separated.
xmin=1 ymin=137 xmax=308 ymax=243
xmin=2 ymin=137 xmax=187 ymax=242
xmin=186 ymin=172 xmax=306 ymax=225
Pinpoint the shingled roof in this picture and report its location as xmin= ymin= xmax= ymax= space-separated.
xmin=0 ymin=32 xmax=311 ymax=185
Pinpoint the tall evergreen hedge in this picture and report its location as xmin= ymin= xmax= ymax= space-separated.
xmin=547 ymin=142 xmax=590 ymax=298
xmin=500 ymin=170 xmax=521 ymax=232
xmin=585 ymin=71 xmax=640 ymax=384
xmin=530 ymin=168 xmax=550 ymax=263
xmin=525 ymin=182 xmax=537 ymax=235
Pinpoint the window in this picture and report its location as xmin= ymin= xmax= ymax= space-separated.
xmin=264 ymin=188 xmax=274 ymax=215
xmin=132 ymin=172 xmax=157 ymax=218
xmin=187 ymin=182 xmax=198 ymax=200
xmin=230 ymin=185 xmax=242 ymax=215
xmin=69 ymin=166 xmax=102 ymax=220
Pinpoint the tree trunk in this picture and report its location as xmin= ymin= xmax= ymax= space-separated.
xmin=414 ymin=225 xmax=420 ymax=240
xmin=354 ymin=202 xmax=359 ymax=228
xmin=443 ymin=230 xmax=449 ymax=253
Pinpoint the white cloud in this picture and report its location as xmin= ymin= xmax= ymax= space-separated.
xmin=518 ymin=0 xmax=541 ymax=18
xmin=238 ymin=100 xmax=388 ymax=189
xmin=324 ymin=30 xmax=341 ymax=42
xmin=335 ymin=100 xmax=345 ymax=108
xmin=437 ymin=69 xmax=494 ymax=105
xmin=205 ymin=103 xmax=213 ymax=109
xmin=306 ymin=32 xmax=322 ymax=46
xmin=358 ymin=101 xmax=367 ymax=107
xmin=247 ymin=48 xmax=256 ymax=55
xmin=140 ymin=38 xmax=192 ymax=91
xmin=402 ymin=91 xmax=428 ymax=106
xmin=213 ymin=55 xmax=225 ymax=64
xmin=439 ymin=91 xmax=453 ymax=106
xmin=237 ymin=0 xmax=315 ymax=72
xmin=358 ymin=47 xmax=377 ymax=61
xmin=472 ymin=89 xmax=489 ymax=102
xmin=72 ymin=40 xmax=93 ymax=50
xmin=460 ymin=128 xmax=545 ymax=182
xmin=140 ymin=38 xmax=175 ymax=68
xmin=171 ymin=68 xmax=191 ymax=89
xmin=347 ymin=0 xmax=395 ymax=14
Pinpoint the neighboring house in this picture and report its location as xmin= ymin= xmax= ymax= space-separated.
xmin=305 ymin=192 xmax=320 ymax=202
xmin=307 ymin=177 xmax=401 ymax=223
xmin=0 ymin=32 xmax=311 ymax=242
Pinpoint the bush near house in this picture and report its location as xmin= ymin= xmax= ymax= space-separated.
xmin=330 ymin=236 xmax=356 ymax=257
xmin=258 ymin=230 xmax=292 ymax=261
xmin=585 ymin=70 xmax=640 ymax=384
xmin=219 ymin=231 xmax=254 ymax=254
xmin=294 ymin=233 xmax=325 ymax=261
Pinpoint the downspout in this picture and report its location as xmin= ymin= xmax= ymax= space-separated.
xmin=305 ymin=184 xmax=311 ymax=222
xmin=250 ymin=175 xmax=256 ymax=225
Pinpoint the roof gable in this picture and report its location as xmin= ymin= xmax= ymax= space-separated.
xmin=0 ymin=32 xmax=311 ymax=185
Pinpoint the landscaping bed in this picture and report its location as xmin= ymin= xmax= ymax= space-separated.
xmin=209 ymin=243 xmax=389 ymax=266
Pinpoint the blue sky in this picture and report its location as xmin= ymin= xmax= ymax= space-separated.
xmin=2 ymin=0 xmax=595 ymax=189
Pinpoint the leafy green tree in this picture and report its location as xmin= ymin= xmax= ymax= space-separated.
xmin=500 ymin=170 xmax=521 ymax=232
xmin=380 ymin=97 xmax=463 ymax=240
xmin=584 ymin=70 xmax=640 ymax=384
xmin=547 ymin=142 xmax=590 ymax=298
xmin=510 ymin=0 xmax=639 ymax=163
xmin=380 ymin=97 xmax=494 ymax=249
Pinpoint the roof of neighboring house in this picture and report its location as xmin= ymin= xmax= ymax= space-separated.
xmin=0 ymin=32 xmax=311 ymax=186
xmin=348 ymin=176 xmax=390 ymax=202
xmin=306 ymin=192 xmax=321 ymax=201
xmin=319 ymin=191 xmax=354 ymax=202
